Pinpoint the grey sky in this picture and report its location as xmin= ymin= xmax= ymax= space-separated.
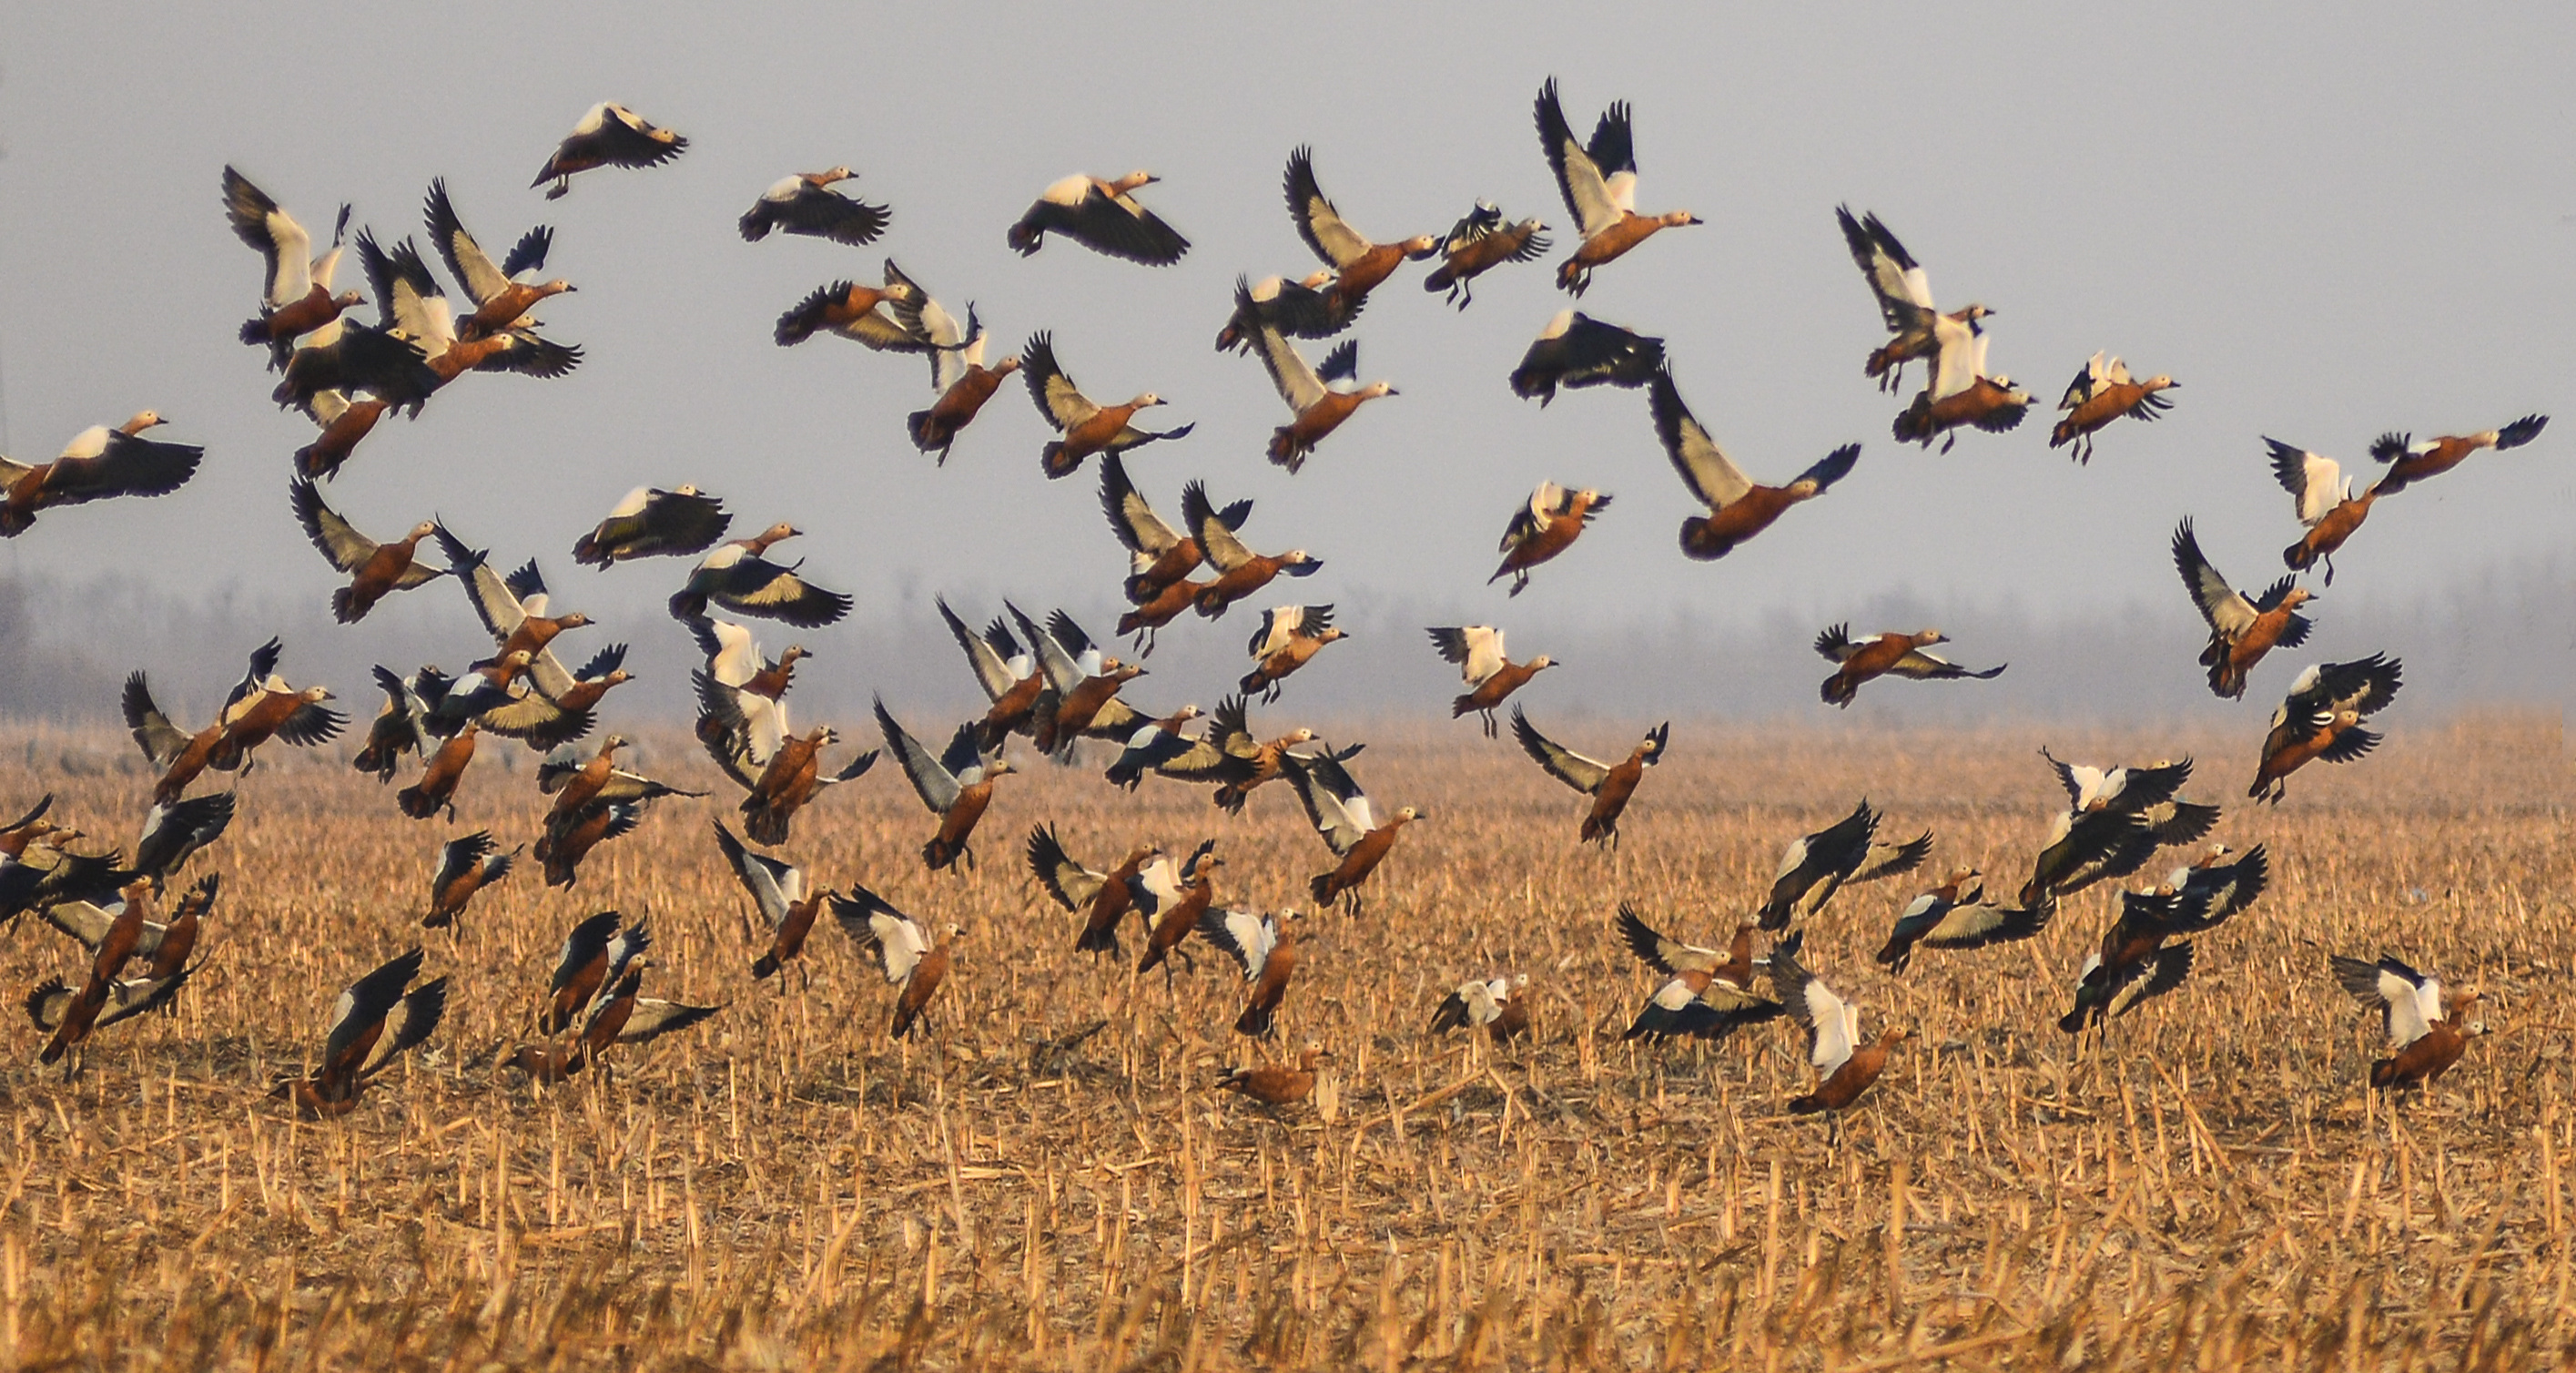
xmin=0 ymin=4 xmax=2567 ymax=725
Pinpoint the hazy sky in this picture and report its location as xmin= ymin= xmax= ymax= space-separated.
xmin=0 ymin=4 xmax=2568 ymax=722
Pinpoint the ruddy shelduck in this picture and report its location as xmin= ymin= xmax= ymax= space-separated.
xmin=0 ymin=412 xmax=203 ymax=538
xmin=289 ymin=479 xmax=445 ymax=624
xmin=2252 ymin=656 xmax=2401 ymax=803
xmin=1511 ymin=709 xmax=1666 ymax=847
xmin=1022 ymin=332 xmax=1194 ymax=479
xmin=1432 ymin=974 xmax=1530 ymax=1043
xmin=2267 ymin=440 xmax=2383 ymax=585
xmin=423 ymin=829 xmax=516 ymax=930
xmin=1758 ymin=800 xmax=1933 ymax=931
xmin=1648 ymin=369 xmax=1859 ymax=561
xmin=1491 ymin=483 xmax=1609 ymax=596
xmin=1282 ymin=750 xmax=1419 ymax=914
xmin=533 ymin=103 xmax=686 ymax=199
xmin=1535 ymin=79 xmax=1700 ymax=295
xmin=1423 ymin=201 xmax=1549 ymax=309
xmin=1217 ymin=1043 xmax=1327 ymax=1105
xmin=1815 ymin=625 xmax=2004 ymax=707
xmin=2051 ymin=353 xmax=2175 ymax=464
xmin=739 ymin=167 xmax=889 ymax=245
xmin=834 ymin=886 xmax=957 ymax=1039
xmin=2330 ymin=954 xmax=2481 ymax=1091
xmin=1008 ymin=171 xmax=1188 ymax=264
xmin=711 ymin=820 xmax=828 ymax=981
xmin=1616 ymin=907 xmax=1786 ymax=1042
xmin=574 ymin=485 xmax=732 ymax=567
xmin=2369 ymin=414 xmax=2547 ymax=494
xmin=1201 ymin=907 xmax=1297 ymax=1037
xmin=1426 ymin=625 xmax=1554 ymax=737
xmin=1510 ymin=311 xmax=1662 ymax=405
xmin=1241 ymin=605 xmax=1344 ymax=704
xmin=1770 ymin=942 xmax=1908 ymax=1134
xmin=269 ymin=949 xmax=447 ymax=1117
xmin=2173 ymin=518 xmax=2314 ymax=700
xmin=877 ymin=701 xmax=1014 ymax=871
xmin=1835 ymin=207 xmax=1993 ymax=394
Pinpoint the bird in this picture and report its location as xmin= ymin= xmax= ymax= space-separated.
xmin=536 ymin=912 xmax=647 ymax=1034
xmin=938 ymin=600 xmax=1044 ymax=749
xmin=509 ymin=960 xmax=721 ymax=1084
xmin=1757 ymin=801 xmax=1933 ymax=931
xmin=1615 ymin=907 xmax=1787 ymax=1042
xmin=2017 ymin=755 xmax=2209 ymax=904
xmin=1200 ymin=907 xmax=1297 ymax=1037
xmin=423 ymin=830 xmax=516 ymax=930
xmin=35 ymin=887 xmax=173 ymax=1076
xmin=1510 ymin=312 xmax=1663 ymax=405
xmin=908 ymin=305 xmax=1020 ymax=463
xmin=431 ymin=527 xmax=603 ymax=748
xmin=1431 ymin=975 xmax=1530 ymax=1043
xmin=1874 ymin=870 xmax=2051 ymax=974
xmin=2057 ymin=858 xmax=2266 ymax=1034
xmin=2368 ymin=414 xmax=2548 ymax=494
xmin=1534 ymin=79 xmax=1700 ymax=295
xmin=2330 ymin=954 xmax=2482 ymax=1091
xmin=1104 ymin=706 xmax=1206 ymax=789
xmin=538 ymin=737 xmax=705 ymax=826
xmin=1281 ymin=749 xmax=1419 ymax=914
xmin=1892 ymin=318 xmax=2032 ymax=453
xmin=1422 ymin=201 xmax=1549 ymax=308
xmin=774 ymin=261 xmax=933 ymax=351
xmin=1216 ymin=1044 xmax=1328 ymax=1105
xmin=1239 ymin=307 xmax=1396 ymax=473
xmin=222 ymin=168 xmax=360 ymax=370
xmin=535 ymin=798 xmax=643 ymax=889
xmin=1022 ymin=332 xmax=1194 ymax=479
xmin=704 ymin=697 xmax=876 ymax=847
xmin=1426 ymin=626 xmax=1554 ymax=738
xmin=2172 ymin=519 xmax=2314 ymax=700
xmin=876 ymin=700 xmax=1014 ymax=872
xmin=1491 ymin=483 xmax=1610 ymax=596
xmin=1137 ymin=842 xmax=1221 ymax=977
xmin=397 ymin=723 xmax=478 ymax=822
xmin=2251 ymin=656 xmax=2402 ymax=803
xmin=1815 ymin=625 xmax=2004 ymax=707
xmin=1007 ymin=171 xmax=1188 ymax=263
xmin=1186 ymin=481 xmax=1317 ymax=620
xmin=1100 ymin=454 xmax=1222 ymax=619
xmin=1214 ymin=270 xmax=1353 ymax=351
xmin=1648 ymin=369 xmax=1860 ymax=561
xmin=1241 ymin=605 xmax=1345 ymax=704
xmin=692 ymin=616 xmax=804 ymax=770
xmin=130 ymin=796 xmax=235 ymax=893
xmin=532 ymin=103 xmax=686 ymax=198
xmin=2267 ymin=440 xmax=2385 ymax=585
xmin=268 ymin=949 xmax=448 ymax=1117
xmin=122 ymin=669 xmax=233 ymax=805
xmin=739 ymin=168 xmax=889 ymax=245
xmin=288 ymin=480 xmax=444 ymax=624
xmin=666 ymin=524 xmax=850 ymax=627
xmin=207 ymin=638 xmax=345 ymax=774
xmin=1014 ymin=606 xmax=1152 ymax=757
xmin=573 ymin=486 xmax=732 ymax=567
xmin=1281 ymin=147 xmax=1437 ymax=310
xmin=423 ymin=179 xmax=576 ymax=342
xmin=1511 ymin=708 xmax=1666 ymax=846
xmin=1149 ymin=696 xmax=1318 ymax=815
xmin=352 ymin=666 xmax=447 ymax=782
xmin=25 ymin=964 xmax=193 ymax=1070
xmin=1769 ymin=942 xmax=1908 ymax=1136
xmin=833 ymin=886 xmax=957 ymax=1039
xmin=1026 ymin=825 xmax=1155 ymax=956
xmin=0 ymin=412 xmax=203 ymax=538
xmin=710 ymin=820 xmax=829 ymax=981
xmin=2050 ymin=353 xmax=2175 ymax=464
xmin=2061 ymin=942 xmax=2198 ymax=1035
xmin=1833 ymin=207 xmax=1993 ymax=394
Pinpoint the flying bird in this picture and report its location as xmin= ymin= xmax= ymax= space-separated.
xmin=833 ymin=886 xmax=958 ymax=1039
xmin=1281 ymin=750 xmax=1420 ymax=914
xmin=1007 ymin=172 xmax=1189 ymax=264
xmin=573 ymin=486 xmax=731 ymax=567
xmin=2251 ymin=656 xmax=2402 ymax=803
xmin=289 ymin=480 xmax=445 ymax=623
xmin=1022 ymin=332 xmax=1193 ymax=479
xmin=1534 ymin=79 xmax=1700 ymax=295
xmin=1491 ymin=483 xmax=1610 ymax=596
xmin=1511 ymin=709 xmax=1667 ymax=846
xmin=739 ymin=168 xmax=889 ymax=245
xmin=2172 ymin=519 xmax=2313 ymax=700
xmin=2267 ymin=440 xmax=2384 ymax=585
xmin=2050 ymin=353 xmax=2175 ymax=463
xmin=1815 ymin=625 xmax=2004 ymax=707
xmin=876 ymin=700 xmax=1014 ymax=871
xmin=268 ymin=949 xmax=448 ymax=1116
xmin=666 ymin=524 xmax=850 ymax=627
xmin=1427 ymin=625 xmax=1555 ymax=737
xmin=1833 ymin=207 xmax=1992 ymax=393
xmin=1757 ymin=801 xmax=1933 ymax=931
xmin=1770 ymin=941 xmax=1908 ymax=1136
xmin=1423 ymin=201 xmax=1549 ymax=309
xmin=533 ymin=103 xmax=686 ymax=198
xmin=1 ymin=412 xmax=203 ymax=538
xmin=1241 ymin=605 xmax=1344 ymax=704
xmin=1510 ymin=311 xmax=1662 ymax=405
xmin=2329 ymin=954 xmax=2481 ymax=1091
xmin=1648 ymin=369 xmax=1859 ymax=561
xmin=2369 ymin=414 xmax=2548 ymax=494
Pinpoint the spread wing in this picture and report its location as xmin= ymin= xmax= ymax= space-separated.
xmin=1835 ymin=207 xmax=1933 ymax=331
xmin=1766 ymin=944 xmax=1854 ymax=1074
xmin=1510 ymin=706 xmax=1609 ymax=794
xmin=1021 ymin=332 xmax=1099 ymax=431
xmin=1193 ymin=908 xmax=1275 ymax=979
xmin=289 ymin=479 xmax=380 ymax=573
xmin=1099 ymin=454 xmax=1182 ymax=556
xmin=1283 ymin=147 xmax=1371 ymax=270
xmin=1282 ymin=750 xmax=1375 ymax=854
xmin=1536 ymin=79 xmax=1623 ymax=237
xmin=1616 ymin=903 xmax=1719 ymax=975
xmin=2171 ymin=519 xmax=2257 ymax=636
xmin=2267 ymin=441 xmax=2341 ymax=525
xmin=832 ymin=887 xmax=929 ymax=985
xmin=874 ymin=698 xmax=960 ymax=813
xmin=1648 ymin=369 xmax=1752 ymax=510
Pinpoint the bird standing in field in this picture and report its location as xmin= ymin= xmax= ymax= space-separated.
xmin=2050 ymin=353 xmax=2175 ymax=463
xmin=1770 ymin=942 xmax=1907 ymax=1139
xmin=1615 ymin=907 xmax=1786 ymax=1042
xmin=1511 ymin=708 xmax=1666 ymax=847
xmin=1534 ymin=79 xmax=1699 ymax=295
xmin=1833 ymin=207 xmax=1992 ymax=394
xmin=1282 ymin=750 xmax=1419 ymax=915
xmin=834 ymin=887 xmax=958 ymax=1040
xmin=1757 ymin=800 xmax=1933 ymax=931
xmin=1648 ymin=369 xmax=1860 ymax=561
xmin=2369 ymin=414 xmax=2547 ymax=493
xmin=1216 ymin=1043 xmax=1327 ymax=1105
xmin=1815 ymin=625 xmax=2004 ymax=707
xmin=1008 ymin=171 xmax=1189 ymax=263
xmin=1510 ymin=312 xmax=1663 ymax=405
xmin=1431 ymin=974 xmax=1530 ymax=1043
xmin=289 ymin=480 xmax=445 ymax=624
xmin=422 ymin=829 xmax=516 ymax=930
xmin=1241 ymin=605 xmax=1344 ymax=703
xmin=1427 ymin=625 xmax=1554 ymax=737
xmin=1491 ymin=483 xmax=1609 ymax=596
xmin=2172 ymin=519 xmax=2314 ymax=700
xmin=2329 ymin=954 xmax=2481 ymax=1092
xmin=1 ymin=412 xmax=204 ymax=538
xmin=2267 ymin=440 xmax=2383 ymax=585
xmin=739 ymin=168 xmax=889 ymax=245
xmin=2251 ymin=656 xmax=2401 ymax=803
xmin=1022 ymin=332 xmax=1194 ymax=479
xmin=876 ymin=701 xmax=1014 ymax=872
xmin=268 ymin=949 xmax=448 ymax=1117
xmin=573 ymin=486 xmax=731 ymax=568
xmin=1200 ymin=907 xmax=1297 ymax=1037
xmin=533 ymin=103 xmax=686 ymax=198
xmin=1423 ymin=201 xmax=1549 ymax=308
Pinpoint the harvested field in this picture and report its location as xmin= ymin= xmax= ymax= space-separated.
xmin=0 ymin=712 xmax=2568 ymax=1369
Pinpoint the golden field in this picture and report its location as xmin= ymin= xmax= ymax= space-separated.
xmin=0 ymin=710 xmax=2567 ymax=1370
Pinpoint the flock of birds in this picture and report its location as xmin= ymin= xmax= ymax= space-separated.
xmin=0 ymin=87 xmax=2544 ymax=1124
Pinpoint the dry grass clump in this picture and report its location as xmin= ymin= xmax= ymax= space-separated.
xmin=0 ymin=710 xmax=2567 ymax=1369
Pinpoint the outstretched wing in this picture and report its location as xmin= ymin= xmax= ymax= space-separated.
xmin=1510 ymin=706 xmax=1608 ymax=794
